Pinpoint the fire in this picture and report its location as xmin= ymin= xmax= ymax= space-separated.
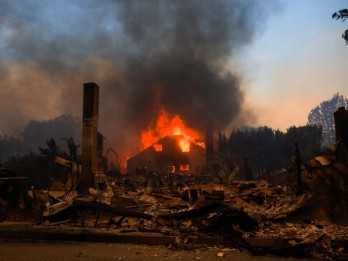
xmin=153 ymin=143 xmax=162 ymax=152
xmin=141 ymin=108 xmax=203 ymax=152
xmin=179 ymin=164 xmax=190 ymax=171
xmin=179 ymin=138 xmax=190 ymax=152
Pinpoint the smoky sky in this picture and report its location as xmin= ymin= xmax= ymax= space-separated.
xmin=0 ymin=0 xmax=275 ymax=156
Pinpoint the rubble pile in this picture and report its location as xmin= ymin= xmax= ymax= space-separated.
xmin=26 ymin=177 xmax=326 ymax=257
xmin=2 ymin=145 xmax=348 ymax=260
xmin=244 ymin=222 xmax=348 ymax=260
xmin=293 ymin=144 xmax=348 ymax=224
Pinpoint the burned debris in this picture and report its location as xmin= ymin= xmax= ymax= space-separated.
xmin=1 ymin=84 xmax=348 ymax=260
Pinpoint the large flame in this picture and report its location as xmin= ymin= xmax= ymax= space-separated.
xmin=141 ymin=108 xmax=203 ymax=152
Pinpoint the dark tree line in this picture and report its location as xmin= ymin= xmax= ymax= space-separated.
xmin=0 ymin=114 xmax=81 ymax=162
xmin=0 ymin=134 xmax=29 ymax=162
xmin=0 ymin=115 xmax=81 ymax=188
xmin=23 ymin=114 xmax=81 ymax=154
xmin=218 ymin=125 xmax=322 ymax=177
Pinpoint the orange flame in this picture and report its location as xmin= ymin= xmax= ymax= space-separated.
xmin=179 ymin=138 xmax=190 ymax=152
xmin=179 ymin=164 xmax=190 ymax=171
xmin=141 ymin=108 xmax=203 ymax=152
xmin=153 ymin=143 xmax=162 ymax=152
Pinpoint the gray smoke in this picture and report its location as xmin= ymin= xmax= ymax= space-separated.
xmin=0 ymin=0 xmax=276 ymax=160
xmin=116 ymin=0 xmax=268 ymax=131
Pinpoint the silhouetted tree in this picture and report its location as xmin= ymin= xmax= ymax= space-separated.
xmin=23 ymin=114 xmax=81 ymax=153
xmin=6 ymin=153 xmax=53 ymax=189
xmin=38 ymin=138 xmax=60 ymax=163
xmin=218 ymin=126 xmax=282 ymax=176
xmin=6 ymin=138 xmax=70 ymax=189
xmin=0 ymin=134 xmax=29 ymax=161
xmin=308 ymin=93 xmax=348 ymax=147
xmin=218 ymin=125 xmax=322 ymax=178
xmin=332 ymin=9 xmax=348 ymax=44
xmin=0 ymin=114 xmax=81 ymax=161
xmin=285 ymin=125 xmax=322 ymax=163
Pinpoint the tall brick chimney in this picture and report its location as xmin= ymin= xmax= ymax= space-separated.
xmin=80 ymin=83 xmax=99 ymax=193
xmin=334 ymin=106 xmax=348 ymax=145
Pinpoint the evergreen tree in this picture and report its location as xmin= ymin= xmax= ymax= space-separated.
xmin=308 ymin=93 xmax=348 ymax=147
xmin=218 ymin=125 xmax=322 ymax=177
xmin=0 ymin=114 xmax=81 ymax=161
xmin=22 ymin=114 xmax=81 ymax=153
xmin=0 ymin=134 xmax=28 ymax=161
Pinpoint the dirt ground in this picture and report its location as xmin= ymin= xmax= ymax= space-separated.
xmin=0 ymin=242 xmax=309 ymax=261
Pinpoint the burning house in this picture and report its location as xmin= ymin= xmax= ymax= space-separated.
xmin=127 ymin=134 xmax=205 ymax=176
xmin=126 ymin=106 xmax=211 ymax=176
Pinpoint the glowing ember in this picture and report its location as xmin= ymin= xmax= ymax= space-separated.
xmin=179 ymin=164 xmax=190 ymax=171
xmin=141 ymin=108 xmax=203 ymax=152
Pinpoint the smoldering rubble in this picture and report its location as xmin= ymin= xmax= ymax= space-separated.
xmin=2 ymin=143 xmax=348 ymax=260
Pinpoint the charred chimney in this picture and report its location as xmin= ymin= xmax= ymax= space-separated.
xmin=80 ymin=83 xmax=99 ymax=193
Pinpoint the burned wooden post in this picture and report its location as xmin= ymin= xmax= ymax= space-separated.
xmin=80 ymin=83 xmax=100 ymax=193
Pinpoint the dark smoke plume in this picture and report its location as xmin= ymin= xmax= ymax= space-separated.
xmin=116 ymin=0 xmax=268 ymax=131
xmin=0 ymin=0 xmax=275 ymax=160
